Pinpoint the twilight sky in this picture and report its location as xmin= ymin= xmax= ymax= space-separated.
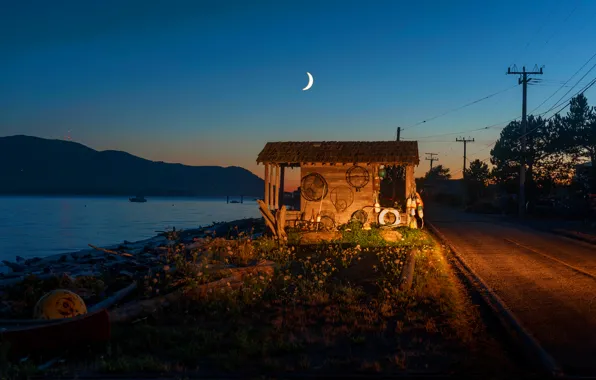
xmin=1 ymin=0 xmax=596 ymax=190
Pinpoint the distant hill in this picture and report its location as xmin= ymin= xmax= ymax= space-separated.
xmin=0 ymin=135 xmax=263 ymax=197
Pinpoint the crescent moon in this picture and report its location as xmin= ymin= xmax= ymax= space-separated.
xmin=303 ymin=72 xmax=314 ymax=91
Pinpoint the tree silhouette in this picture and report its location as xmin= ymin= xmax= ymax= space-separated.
xmin=556 ymin=93 xmax=596 ymax=190
xmin=464 ymin=159 xmax=490 ymax=203
xmin=425 ymin=165 xmax=451 ymax=181
xmin=464 ymin=159 xmax=490 ymax=185
xmin=490 ymin=115 xmax=573 ymax=199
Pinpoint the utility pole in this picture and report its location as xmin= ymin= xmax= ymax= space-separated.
xmin=396 ymin=127 xmax=401 ymax=141
xmin=456 ymin=137 xmax=474 ymax=177
xmin=425 ymin=153 xmax=439 ymax=172
xmin=507 ymin=65 xmax=543 ymax=218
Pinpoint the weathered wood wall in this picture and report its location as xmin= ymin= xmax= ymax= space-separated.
xmin=300 ymin=164 xmax=378 ymax=226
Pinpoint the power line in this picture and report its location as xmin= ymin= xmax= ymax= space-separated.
xmin=400 ymin=84 xmax=519 ymax=132
xmin=529 ymin=52 xmax=596 ymax=116
xmin=541 ymin=2 xmax=580 ymax=49
xmin=539 ymin=61 xmax=596 ymax=116
xmin=410 ymin=115 xmax=522 ymax=141
xmin=414 ymin=127 xmax=499 ymax=140
xmin=457 ymin=75 xmax=596 ymax=172
xmin=520 ymin=75 xmax=596 ymax=140
xmin=508 ymin=1 xmax=560 ymax=68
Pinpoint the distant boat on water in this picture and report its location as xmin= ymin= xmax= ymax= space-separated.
xmin=129 ymin=195 xmax=147 ymax=203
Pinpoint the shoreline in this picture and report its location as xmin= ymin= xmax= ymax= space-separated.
xmin=0 ymin=217 xmax=265 ymax=279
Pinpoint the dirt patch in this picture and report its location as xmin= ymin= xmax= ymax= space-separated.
xmin=298 ymin=231 xmax=342 ymax=244
xmin=380 ymin=229 xmax=403 ymax=243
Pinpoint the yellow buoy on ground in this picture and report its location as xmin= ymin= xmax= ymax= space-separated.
xmin=34 ymin=289 xmax=88 ymax=319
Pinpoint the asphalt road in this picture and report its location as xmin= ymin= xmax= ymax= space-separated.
xmin=427 ymin=204 xmax=596 ymax=376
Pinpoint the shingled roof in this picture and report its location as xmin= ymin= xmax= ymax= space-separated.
xmin=256 ymin=141 xmax=419 ymax=166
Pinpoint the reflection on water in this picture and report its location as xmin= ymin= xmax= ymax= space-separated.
xmin=0 ymin=196 xmax=260 ymax=260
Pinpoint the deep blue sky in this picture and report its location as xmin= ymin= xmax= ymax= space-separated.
xmin=1 ymin=0 xmax=595 ymax=188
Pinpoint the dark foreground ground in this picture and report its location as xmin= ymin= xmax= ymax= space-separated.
xmin=1 ymin=224 xmax=535 ymax=379
xmin=427 ymin=203 xmax=596 ymax=377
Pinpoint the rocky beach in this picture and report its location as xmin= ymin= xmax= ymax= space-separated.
xmin=0 ymin=217 xmax=266 ymax=319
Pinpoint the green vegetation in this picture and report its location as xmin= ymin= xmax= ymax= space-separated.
xmin=2 ymin=223 xmax=516 ymax=378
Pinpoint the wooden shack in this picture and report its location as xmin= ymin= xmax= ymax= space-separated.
xmin=256 ymin=141 xmax=420 ymax=228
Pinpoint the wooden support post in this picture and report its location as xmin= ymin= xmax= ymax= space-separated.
xmin=274 ymin=165 xmax=281 ymax=210
xmin=279 ymin=164 xmax=285 ymax=208
xmin=270 ymin=165 xmax=276 ymax=209
xmin=264 ymin=164 xmax=270 ymax=207
xmin=405 ymin=165 xmax=415 ymax=198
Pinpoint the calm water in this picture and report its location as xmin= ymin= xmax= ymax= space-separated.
xmin=0 ymin=196 xmax=261 ymax=261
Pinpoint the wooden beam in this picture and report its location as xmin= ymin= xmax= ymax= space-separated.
xmin=405 ymin=165 xmax=415 ymax=198
xmin=270 ymin=165 xmax=276 ymax=209
xmin=264 ymin=164 xmax=270 ymax=207
xmin=274 ymin=164 xmax=281 ymax=210
xmin=270 ymin=165 xmax=275 ymax=209
xmin=279 ymin=164 xmax=285 ymax=208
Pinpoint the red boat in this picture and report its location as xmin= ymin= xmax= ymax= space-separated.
xmin=0 ymin=309 xmax=111 ymax=358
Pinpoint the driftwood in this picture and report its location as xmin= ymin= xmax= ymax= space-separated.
xmin=258 ymin=201 xmax=277 ymax=235
xmin=398 ymin=249 xmax=417 ymax=291
xmin=109 ymin=260 xmax=276 ymax=324
xmin=186 ymin=260 xmax=276 ymax=298
xmin=88 ymin=244 xmax=134 ymax=258
xmin=0 ymin=272 xmax=67 ymax=289
xmin=257 ymin=200 xmax=287 ymax=240
xmin=88 ymin=282 xmax=138 ymax=313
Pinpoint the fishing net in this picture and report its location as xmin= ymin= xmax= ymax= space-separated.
xmin=346 ymin=165 xmax=370 ymax=192
xmin=350 ymin=209 xmax=368 ymax=224
xmin=330 ymin=186 xmax=354 ymax=212
xmin=300 ymin=172 xmax=328 ymax=201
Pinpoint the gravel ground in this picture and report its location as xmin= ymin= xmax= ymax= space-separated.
xmin=427 ymin=204 xmax=596 ymax=377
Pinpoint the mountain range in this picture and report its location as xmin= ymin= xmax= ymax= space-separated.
xmin=0 ymin=135 xmax=263 ymax=197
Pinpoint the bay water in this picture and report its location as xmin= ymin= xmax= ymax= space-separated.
xmin=0 ymin=196 xmax=261 ymax=262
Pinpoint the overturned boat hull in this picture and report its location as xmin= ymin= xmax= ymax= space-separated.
xmin=0 ymin=309 xmax=110 ymax=357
